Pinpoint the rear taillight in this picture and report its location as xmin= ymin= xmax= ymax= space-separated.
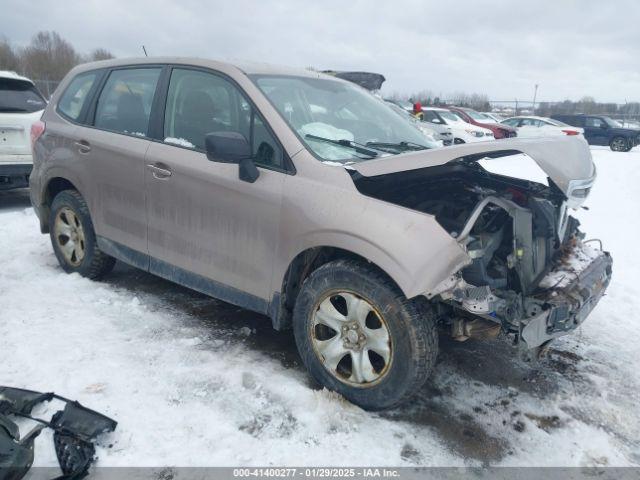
xmin=562 ymin=129 xmax=580 ymax=136
xmin=30 ymin=120 xmax=46 ymax=151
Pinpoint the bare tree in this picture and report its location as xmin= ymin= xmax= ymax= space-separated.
xmin=20 ymin=31 xmax=81 ymax=83
xmin=0 ymin=37 xmax=20 ymax=72
xmin=89 ymin=48 xmax=115 ymax=61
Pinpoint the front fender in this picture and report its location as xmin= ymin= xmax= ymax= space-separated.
xmin=275 ymin=174 xmax=471 ymax=299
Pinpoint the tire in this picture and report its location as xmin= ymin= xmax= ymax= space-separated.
xmin=610 ymin=136 xmax=631 ymax=152
xmin=293 ymin=259 xmax=438 ymax=410
xmin=49 ymin=190 xmax=116 ymax=279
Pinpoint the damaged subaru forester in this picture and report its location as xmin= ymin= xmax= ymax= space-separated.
xmin=29 ymin=58 xmax=612 ymax=410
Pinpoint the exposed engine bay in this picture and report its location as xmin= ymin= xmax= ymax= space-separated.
xmin=352 ymin=156 xmax=612 ymax=349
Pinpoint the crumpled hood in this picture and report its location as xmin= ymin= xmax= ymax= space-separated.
xmin=351 ymin=136 xmax=595 ymax=198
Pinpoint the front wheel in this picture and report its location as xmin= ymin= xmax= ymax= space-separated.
xmin=49 ymin=190 xmax=116 ymax=279
xmin=293 ymin=259 xmax=438 ymax=410
xmin=610 ymin=136 xmax=631 ymax=152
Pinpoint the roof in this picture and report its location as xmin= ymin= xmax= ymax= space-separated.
xmin=68 ymin=57 xmax=339 ymax=80
xmin=423 ymin=107 xmax=450 ymax=112
xmin=0 ymin=70 xmax=35 ymax=84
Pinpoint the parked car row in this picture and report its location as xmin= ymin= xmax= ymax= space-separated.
xmin=422 ymin=107 xmax=494 ymax=144
xmin=386 ymin=101 xmax=500 ymax=145
xmin=384 ymin=95 xmax=638 ymax=153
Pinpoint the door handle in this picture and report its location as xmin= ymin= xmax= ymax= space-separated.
xmin=74 ymin=140 xmax=91 ymax=154
xmin=146 ymin=163 xmax=172 ymax=179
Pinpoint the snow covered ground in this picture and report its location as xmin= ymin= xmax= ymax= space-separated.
xmin=0 ymin=147 xmax=639 ymax=467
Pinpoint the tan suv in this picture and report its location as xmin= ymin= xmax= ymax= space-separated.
xmin=29 ymin=58 xmax=612 ymax=410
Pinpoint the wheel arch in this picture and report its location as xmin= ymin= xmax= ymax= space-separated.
xmin=38 ymin=176 xmax=83 ymax=233
xmin=269 ymin=245 xmax=405 ymax=331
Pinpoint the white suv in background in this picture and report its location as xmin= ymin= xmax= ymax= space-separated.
xmin=0 ymin=71 xmax=47 ymax=190
xmin=423 ymin=107 xmax=494 ymax=144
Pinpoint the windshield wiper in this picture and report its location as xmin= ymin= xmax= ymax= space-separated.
xmin=305 ymin=134 xmax=380 ymax=158
xmin=365 ymin=141 xmax=429 ymax=153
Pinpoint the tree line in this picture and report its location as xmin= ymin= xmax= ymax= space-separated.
xmin=536 ymin=97 xmax=640 ymax=118
xmin=0 ymin=31 xmax=114 ymax=96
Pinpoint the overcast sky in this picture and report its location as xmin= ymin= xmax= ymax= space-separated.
xmin=3 ymin=0 xmax=639 ymax=103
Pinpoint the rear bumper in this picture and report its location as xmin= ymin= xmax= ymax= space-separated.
xmin=0 ymin=162 xmax=32 ymax=190
xmin=520 ymin=246 xmax=613 ymax=348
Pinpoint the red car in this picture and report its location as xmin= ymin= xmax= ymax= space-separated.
xmin=448 ymin=106 xmax=517 ymax=139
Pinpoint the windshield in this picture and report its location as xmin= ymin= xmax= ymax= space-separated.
xmin=603 ymin=117 xmax=623 ymax=128
xmin=438 ymin=110 xmax=464 ymax=123
xmin=466 ymin=110 xmax=490 ymax=121
xmin=0 ymin=78 xmax=46 ymax=113
xmin=252 ymin=75 xmax=431 ymax=162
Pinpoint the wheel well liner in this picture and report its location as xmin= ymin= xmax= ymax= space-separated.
xmin=269 ymin=246 xmax=401 ymax=331
xmin=39 ymin=177 xmax=79 ymax=233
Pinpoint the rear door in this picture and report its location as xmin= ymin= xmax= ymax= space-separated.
xmin=77 ymin=66 xmax=162 ymax=260
xmin=144 ymin=67 xmax=286 ymax=305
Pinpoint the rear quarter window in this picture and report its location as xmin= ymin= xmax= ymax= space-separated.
xmin=0 ymin=78 xmax=46 ymax=113
xmin=58 ymin=72 xmax=98 ymax=121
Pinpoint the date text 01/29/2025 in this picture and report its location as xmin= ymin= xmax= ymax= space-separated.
xmin=232 ymin=468 xmax=401 ymax=478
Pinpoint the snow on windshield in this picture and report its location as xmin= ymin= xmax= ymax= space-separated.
xmin=298 ymin=122 xmax=356 ymax=161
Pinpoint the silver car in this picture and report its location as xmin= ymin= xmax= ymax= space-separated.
xmin=30 ymin=58 xmax=612 ymax=410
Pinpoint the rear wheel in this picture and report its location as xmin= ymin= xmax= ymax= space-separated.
xmin=610 ymin=136 xmax=630 ymax=152
xmin=293 ymin=259 xmax=438 ymax=410
xmin=49 ymin=190 xmax=115 ymax=279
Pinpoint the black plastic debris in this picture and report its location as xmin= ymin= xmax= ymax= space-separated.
xmin=0 ymin=386 xmax=117 ymax=480
xmin=321 ymin=70 xmax=386 ymax=91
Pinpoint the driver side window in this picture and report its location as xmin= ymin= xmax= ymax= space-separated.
xmin=585 ymin=117 xmax=605 ymax=128
xmin=164 ymin=68 xmax=248 ymax=150
xmin=163 ymin=68 xmax=283 ymax=169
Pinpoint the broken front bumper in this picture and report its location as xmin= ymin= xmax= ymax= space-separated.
xmin=520 ymin=246 xmax=613 ymax=349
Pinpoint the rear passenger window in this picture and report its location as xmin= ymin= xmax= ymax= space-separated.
xmin=58 ymin=72 xmax=97 ymax=121
xmin=163 ymin=68 xmax=284 ymax=170
xmin=94 ymin=68 xmax=160 ymax=137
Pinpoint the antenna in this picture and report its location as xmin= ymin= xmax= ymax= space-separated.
xmin=142 ymin=45 xmax=148 ymax=57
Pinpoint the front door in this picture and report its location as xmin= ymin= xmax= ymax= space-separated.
xmin=145 ymin=67 xmax=286 ymax=307
xmin=583 ymin=117 xmax=609 ymax=145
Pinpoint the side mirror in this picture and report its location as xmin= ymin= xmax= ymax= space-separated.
xmin=205 ymin=131 xmax=251 ymax=163
xmin=205 ymin=131 xmax=259 ymax=183
xmin=600 ymin=123 xmax=608 ymax=129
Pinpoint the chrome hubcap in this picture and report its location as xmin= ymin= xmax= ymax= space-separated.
xmin=54 ymin=207 xmax=86 ymax=266
xmin=311 ymin=292 xmax=392 ymax=386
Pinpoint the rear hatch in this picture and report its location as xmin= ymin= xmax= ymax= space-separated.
xmin=0 ymin=77 xmax=46 ymax=161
